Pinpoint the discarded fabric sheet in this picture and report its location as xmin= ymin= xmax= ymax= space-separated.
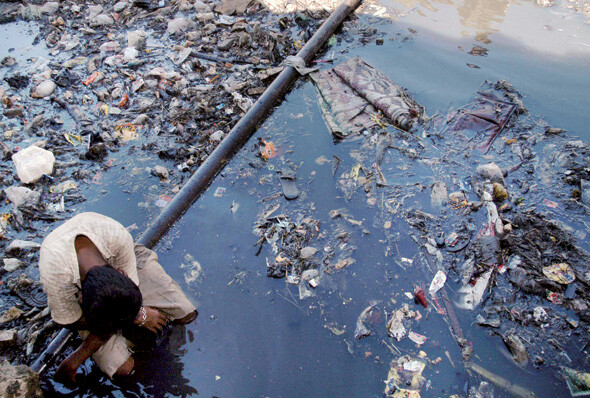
xmin=311 ymin=69 xmax=379 ymax=139
xmin=311 ymin=57 xmax=420 ymax=138
xmin=447 ymin=89 xmax=516 ymax=152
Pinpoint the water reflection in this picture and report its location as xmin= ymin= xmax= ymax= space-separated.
xmin=133 ymin=326 xmax=198 ymax=398
xmin=41 ymin=326 xmax=198 ymax=398
xmin=455 ymin=0 xmax=517 ymax=32
xmin=386 ymin=0 xmax=590 ymax=57
xmin=394 ymin=0 xmax=522 ymax=34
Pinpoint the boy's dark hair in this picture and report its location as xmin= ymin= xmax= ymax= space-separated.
xmin=82 ymin=266 xmax=142 ymax=337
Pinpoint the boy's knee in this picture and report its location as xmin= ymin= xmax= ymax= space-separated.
xmin=115 ymin=357 xmax=135 ymax=376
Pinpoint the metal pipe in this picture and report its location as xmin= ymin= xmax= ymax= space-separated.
xmin=30 ymin=329 xmax=73 ymax=373
xmin=138 ymin=0 xmax=363 ymax=248
xmin=30 ymin=0 xmax=363 ymax=374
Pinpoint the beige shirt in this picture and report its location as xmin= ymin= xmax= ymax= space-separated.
xmin=39 ymin=212 xmax=139 ymax=326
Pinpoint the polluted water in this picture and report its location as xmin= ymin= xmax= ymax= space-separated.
xmin=0 ymin=0 xmax=589 ymax=397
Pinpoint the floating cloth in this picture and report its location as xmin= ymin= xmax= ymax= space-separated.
xmin=311 ymin=69 xmax=378 ymax=139
xmin=333 ymin=57 xmax=415 ymax=131
xmin=311 ymin=57 xmax=419 ymax=139
xmin=448 ymin=90 xmax=516 ymax=152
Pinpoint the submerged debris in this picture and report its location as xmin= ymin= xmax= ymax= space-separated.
xmin=254 ymin=214 xmax=321 ymax=279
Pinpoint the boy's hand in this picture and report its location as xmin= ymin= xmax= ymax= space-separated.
xmin=136 ymin=306 xmax=169 ymax=332
xmin=55 ymin=357 xmax=78 ymax=384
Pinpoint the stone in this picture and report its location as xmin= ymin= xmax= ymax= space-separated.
xmin=187 ymin=31 xmax=202 ymax=41
xmin=123 ymin=47 xmax=139 ymax=61
xmin=210 ymin=130 xmax=224 ymax=142
xmin=173 ymin=47 xmax=192 ymax=65
xmin=167 ymin=17 xmax=196 ymax=35
xmin=300 ymin=246 xmax=318 ymax=259
xmin=40 ymin=1 xmax=59 ymax=15
xmin=132 ymin=113 xmax=149 ymax=125
xmin=196 ymin=12 xmax=215 ymax=22
xmin=3 ymin=258 xmax=24 ymax=272
xmin=193 ymin=1 xmax=212 ymax=12
xmin=218 ymin=38 xmax=235 ymax=51
xmin=12 ymin=146 xmax=55 ymax=184
xmin=0 ymin=330 xmax=17 ymax=347
xmin=30 ymin=80 xmax=56 ymax=98
xmin=99 ymin=41 xmax=121 ymax=52
xmin=7 ymin=240 xmax=41 ymax=253
xmin=114 ymin=1 xmax=128 ymax=12
xmin=87 ymin=5 xmax=103 ymax=19
xmin=179 ymin=0 xmax=193 ymax=10
xmin=0 ymin=142 xmax=11 ymax=160
xmin=215 ymin=0 xmax=253 ymax=15
xmin=89 ymin=13 xmax=114 ymax=27
xmin=476 ymin=162 xmax=505 ymax=185
xmin=0 ymin=307 xmax=23 ymax=324
xmin=0 ymin=359 xmax=42 ymax=398
xmin=4 ymin=108 xmax=24 ymax=118
xmin=151 ymin=165 xmax=169 ymax=180
xmin=127 ymin=29 xmax=146 ymax=50
xmin=202 ymin=23 xmax=217 ymax=35
xmin=19 ymin=5 xmax=42 ymax=20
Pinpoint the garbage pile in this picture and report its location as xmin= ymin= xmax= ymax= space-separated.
xmin=350 ymin=79 xmax=589 ymax=396
xmin=254 ymin=212 xmax=321 ymax=279
xmin=246 ymin=54 xmax=589 ymax=396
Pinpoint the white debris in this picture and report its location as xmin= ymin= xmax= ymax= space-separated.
xmin=12 ymin=146 xmax=55 ymax=184
xmin=30 ymin=80 xmax=56 ymax=98
xmin=4 ymin=187 xmax=41 ymax=207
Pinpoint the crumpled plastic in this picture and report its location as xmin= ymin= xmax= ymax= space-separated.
xmin=543 ymin=263 xmax=576 ymax=284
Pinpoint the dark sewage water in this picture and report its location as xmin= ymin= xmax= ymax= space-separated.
xmin=25 ymin=0 xmax=590 ymax=396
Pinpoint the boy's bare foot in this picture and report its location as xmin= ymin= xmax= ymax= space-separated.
xmin=172 ymin=310 xmax=197 ymax=325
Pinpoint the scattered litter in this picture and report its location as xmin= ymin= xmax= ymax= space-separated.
xmin=325 ymin=323 xmax=346 ymax=336
xmin=414 ymin=287 xmax=427 ymax=308
xmin=278 ymin=169 xmax=300 ymax=200
xmin=543 ymin=263 xmax=576 ymax=284
xmin=562 ymin=367 xmax=590 ymax=397
xmin=214 ymin=187 xmax=226 ymax=197
xmin=0 ymin=307 xmax=23 ymax=324
xmin=354 ymin=303 xmax=379 ymax=340
xmin=543 ymin=198 xmax=559 ymax=208
xmin=408 ymin=331 xmax=427 ymax=346
xmin=384 ymin=355 xmax=426 ymax=398
xmin=260 ymin=139 xmax=277 ymax=160
xmin=114 ymin=123 xmax=139 ymax=141
xmin=155 ymin=195 xmax=173 ymax=208
xmin=428 ymin=270 xmax=446 ymax=295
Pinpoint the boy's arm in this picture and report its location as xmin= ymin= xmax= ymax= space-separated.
xmin=54 ymin=332 xmax=109 ymax=384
